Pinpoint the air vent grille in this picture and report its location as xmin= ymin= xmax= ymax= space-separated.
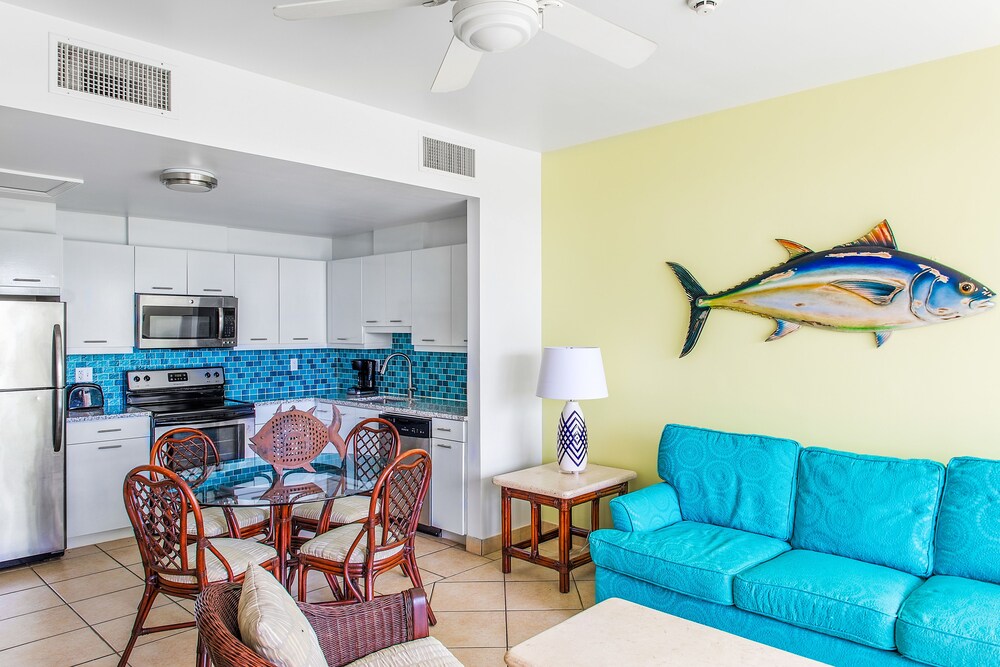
xmin=422 ymin=136 xmax=475 ymax=178
xmin=55 ymin=41 xmax=171 ymax=112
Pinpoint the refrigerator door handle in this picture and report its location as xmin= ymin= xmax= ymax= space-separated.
xmin=52 ymin=324 xmax=65 ymax=453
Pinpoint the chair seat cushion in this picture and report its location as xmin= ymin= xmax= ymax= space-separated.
xmin=344 ymin=636 xmax=462 ymax=667
xmin=292 ymin=496 xmax=372 ymax=525
xmin=299 ymin=524 xmax=403 ymax=565
xmin=159 ymin=538 xmax=278 ymax=585
xmin=734 ymin=549 xmax=922 ymax=650
xmin=238 ymin=564 xmax=327 ymax=667
xmin=589 ymin=521 xmax=790 ymax=605
xmin=189 ymin=506 xmax=270 ymax=537
xmin=897 ymin=575 xmax=1000 ymax=667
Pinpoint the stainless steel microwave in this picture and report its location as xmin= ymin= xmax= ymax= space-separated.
xmin=135 ymin=294 xmax=237 ymax=349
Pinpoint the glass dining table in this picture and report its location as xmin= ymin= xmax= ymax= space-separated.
xmin=190 ymin=452 xmax=377 ymax=587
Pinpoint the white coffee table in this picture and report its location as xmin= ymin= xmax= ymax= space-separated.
xmin=504 ymin=597 xmax=824 ymax=666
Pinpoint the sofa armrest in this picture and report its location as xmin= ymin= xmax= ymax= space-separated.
xmin=610 ymin=483 xmax=682 ymax=532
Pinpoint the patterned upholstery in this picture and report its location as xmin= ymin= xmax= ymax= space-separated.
xmin=291 ymin=496 xmax=373 ymax=525
xmin=791 ymin=448 xmax=945 ymax=577
xmin=298 ymin=524 xmax=403 ymax=565
xmin=344 ymin=637 xmax=462 ymax=667
xmin=160 ymin=538 xmax=278 ymax=585
xmin=657 ymin=424 xmax=801 ymax=540
xmin=189 ymin=507 xmax=270 ymax=538
xmin=934 ymin=457 xmax=1000 ymax=584
xmin=237 ymin=564 xmax=327 ymax=667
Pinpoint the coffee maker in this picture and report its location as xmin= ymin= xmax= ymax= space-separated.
xmin=348 ymin=359 xmax=379 ymax=396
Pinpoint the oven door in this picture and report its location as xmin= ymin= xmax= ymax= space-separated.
xmin=135 ymin=294 xmax=237 ymax=349
xmin=153 ymin=416 xmax=253 ymax=463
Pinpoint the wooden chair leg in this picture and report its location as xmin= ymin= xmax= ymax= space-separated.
xmin=196 ymin=634 xmax=210 ymax=667
xmin=401 ymin=554 xmax=436 ymax=625
xmin=119 ymin=583 xmax=158 ymax=667
xmin=297 ymin=564 xmax=310 ymax=603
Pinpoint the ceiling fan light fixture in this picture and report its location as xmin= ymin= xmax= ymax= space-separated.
xmin=159 ymin=168 xmax=218 ymax=193
xmin=453 ymin=0 xmax=539 ymax=53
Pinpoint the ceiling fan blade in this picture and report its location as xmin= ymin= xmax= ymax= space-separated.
xmin=274 ymin=0 xmax=428 ymax=21
xmin=541 ymin=1 xmax=656 ymax=68
xmin=431 ymin=36 xmax=483 ymax=93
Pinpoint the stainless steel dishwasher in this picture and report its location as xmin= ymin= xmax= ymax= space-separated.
xmin=379 ymin=413 xmax=439 ymax=536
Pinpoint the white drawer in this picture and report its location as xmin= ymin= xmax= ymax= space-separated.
xmin=431 ymin=418 xmax=466 ymax=443
xmin=254 ymin=402 xmax=281 ymax=425
xmin=282 ymin=398 xmax=315 ymax=413
xmin=67 ymin=416 xmax=151 ymax=445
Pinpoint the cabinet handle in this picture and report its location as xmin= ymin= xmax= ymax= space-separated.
xmin=84 ymin=340 xmax=108 ymax=344
xmin=435 ymin=443 xmax=453 ymax=449
xmin=151 ymin=286 xmax=174 ymax=290
xmin=421 ymin=339 xmax=436 ymax=342
xmin=436 ymin=427 xmax=452 ymax=432
xmin=98 ymin=444 xmax=122 ymax=450
xmin=365 ymin=320 xmax=378 ymax=324
xmin=97 ymin=428 xmax=122 ymax=434
xmin=13 ymin=278 xmax=41 ymax=283
xmin=250 ymin=337 xmax=268 ymax=341
xmin=202 ymin=288 xmax=223 ymax=293
xmin=389 ymin=319 xmax=403 ymax=323
xmin=336 ymin=337 xmax=349 ymax=341
xmin=293 ymin=337 xmax=308 ymax=341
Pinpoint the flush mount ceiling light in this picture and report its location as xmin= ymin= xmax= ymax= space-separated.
xmin=452 ymin=0 xmax=540 ymax=53
xmin=159 ymin=168 xmax=218 ymax=193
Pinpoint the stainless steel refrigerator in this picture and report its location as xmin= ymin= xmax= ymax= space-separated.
xmin=0 ymin=298 xmax=66 ymax=567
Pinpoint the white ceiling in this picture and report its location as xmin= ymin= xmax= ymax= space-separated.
xmin=0 ymin=107 xmax=468 ymax=236
xmin=5 ymin=0 xmax=1000 ymax=152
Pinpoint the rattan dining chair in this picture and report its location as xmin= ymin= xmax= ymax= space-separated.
xmin=195 ymin=584 xmax=451 ymax=667
xmin=120 ymin=465 xmax=280 ymax=667
xmin=151 ymin=427 xmax=270 ymax=540
xmin=295 ymin=450 xmax=437 ymax=624
xmin=291 ymin=418 xmax=401 ymax=539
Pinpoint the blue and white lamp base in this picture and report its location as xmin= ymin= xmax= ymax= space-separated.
xmin=556 ymin=401 xmax=588 ymax=473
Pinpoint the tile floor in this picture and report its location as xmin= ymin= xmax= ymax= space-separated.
xmin=0 ymin=533 xmax=595 ymax=666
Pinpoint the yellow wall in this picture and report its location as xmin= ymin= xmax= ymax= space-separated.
xmin=542 ymin=46 xmax=1000 ymax=491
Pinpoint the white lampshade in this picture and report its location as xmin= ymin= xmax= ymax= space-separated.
xmin=536 ymin=347 xmax=608 ymax=401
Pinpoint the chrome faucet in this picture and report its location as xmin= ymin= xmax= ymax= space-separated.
xmin=380 ymin=353 xmax=415 ymax=400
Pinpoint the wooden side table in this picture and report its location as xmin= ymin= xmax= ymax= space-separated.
xmin=493 ymin=463 xmax=636 ymax=593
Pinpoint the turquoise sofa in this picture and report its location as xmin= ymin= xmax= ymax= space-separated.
xmin=589 ymin=424 xmax=1000 ymax=667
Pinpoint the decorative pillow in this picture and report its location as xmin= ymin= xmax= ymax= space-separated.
xmin=934 ymin=457 xmax=1000 ymax=584
xmin=237 ymin=564 xmax=327 ymax=667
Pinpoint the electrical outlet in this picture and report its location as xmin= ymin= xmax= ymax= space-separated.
xmin=75 ymin=367 xmax=93 ymax=382
xmin=290 ymin=358 xmax=299 ymax=372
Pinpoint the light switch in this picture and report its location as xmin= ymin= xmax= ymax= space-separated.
xmin=75 ymin=367 xmax=93 ymax=382
xmin=290 ymin=358 xmax=299 ymax=372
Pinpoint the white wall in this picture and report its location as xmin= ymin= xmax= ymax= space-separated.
xmin=0 ymin=2 xmax=542 ymax=541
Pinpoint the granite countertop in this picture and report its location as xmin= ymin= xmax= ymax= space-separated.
xmin=66 ymin=407 xmax=152 ymax=424
xmin=248 ymin=393 xmax=467 ymax=421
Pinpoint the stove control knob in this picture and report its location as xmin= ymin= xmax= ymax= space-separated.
xmin=205 ymin=372 xmax=211 ymax=379
xmin=143 ymin=375 xmax=150 ymax=382
xmin=133 ymin=375 xmax=140 ymax=383
xmin=214 ymin=372 xmax=220 ymax=378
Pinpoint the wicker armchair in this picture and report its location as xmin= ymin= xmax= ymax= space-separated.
xmin=195 ymin=583 xmax=435 ymax=667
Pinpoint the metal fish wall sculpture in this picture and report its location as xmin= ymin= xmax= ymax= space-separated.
xmin=667 ymin=220 xmax=995 ymax=357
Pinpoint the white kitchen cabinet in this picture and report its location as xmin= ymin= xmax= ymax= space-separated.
xmin=329 ymin=259 xmax=391 ymax=349
xmin=279 ymin=258 xmax=327 ymax=345
xmin=362 ymin=251 xmax=411 ymax=327
xmin=134 ymin=246 xmax=187 ymax=293
xmin=66 ymin=416 xmax=150 ymax=545
xmin=188 ymin=250 xmax=235 ymax=295
xmin=236 ymin=255 xmax=279 ymax=347
xmin=411 ymin=246 xmax=451 ymax=347
xmin=0 ymin=230 xmax=62 ymax=293
xmin=334 ymin=404 xmax=381 ymax=442
xmin=451 ymin=244 xmax=468 ymax=346
xmin=63 ymin=241 xmax=135 ymax=354
xmin=430 ymin=417 xmax=466 ymax=535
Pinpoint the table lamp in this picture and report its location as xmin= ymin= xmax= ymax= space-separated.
xmin=536 ymin=347 xmax=608 ymax=473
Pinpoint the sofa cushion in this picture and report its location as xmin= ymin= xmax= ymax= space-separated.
xmin=344 ymin=636 xmax=462 ymax=666
xmin=934 ymin=457 xmax=1000 ymax=584
xmin=609 ymin=483 xmax=682 ymax=533
xmin=897 ymin=575 xmax=1000 ymax=667
xmin=589 ymin=521 xmax=790 ymax=605
xmin=657 ymin=424 xmax=800 ymax=540
xmin=790 ymin=448 xmax=944 ymax=577
xmin=734 ymin=549 xmax=922 ymax=651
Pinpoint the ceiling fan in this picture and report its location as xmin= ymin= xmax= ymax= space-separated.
xmin=273 ymin=0 xmax=657 ymax=93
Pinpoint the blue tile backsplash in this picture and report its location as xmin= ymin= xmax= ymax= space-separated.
xmin=68 ymin=334 xmax=467 ymax=411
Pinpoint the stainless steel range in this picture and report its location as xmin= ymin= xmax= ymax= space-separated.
xmin=125 ymin=367 xmax=254 ymax=461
